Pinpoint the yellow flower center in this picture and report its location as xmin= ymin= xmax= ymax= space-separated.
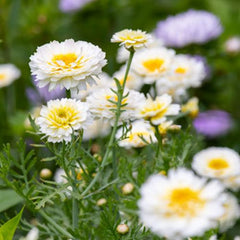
xmin=208 ymin=158 xmax=229 ymax=170
xmin=128 ymin=132 xmax=151 ymax=146
xmin=0 ymin=74 xmax=6 ymax=81
xmin=143 ymin=59 xmax=165 ymax=72
xmin=140 ymin=100 xmax=165 ymax=115
xmin=120 ymin=33 xmax=145 ymax=41
xmin=175 ymin=67 xmax=187 ymax=74
xmin=167 ymin=187 xmax=205 ymax=217
xmin=48 ymin=106 xmax=80 ymax=129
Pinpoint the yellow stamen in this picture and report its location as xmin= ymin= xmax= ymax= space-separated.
xmin=175 ymin=67 xmax=187 ymax=74
xmin=143 ymin=59 xmax=164 ymax=72
xmin=208 ymin=158 xmax=229 ymax=170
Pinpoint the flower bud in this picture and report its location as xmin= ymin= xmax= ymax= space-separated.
xmin=40 ymin=168 xmax=52 ymax=179
xmin=116 ymin=224 xmax=129 ymax=234
xmin=122 ymin=183 xmax=134 ymax=195
xmin=96 ymin=198 xmax=107 ymax=206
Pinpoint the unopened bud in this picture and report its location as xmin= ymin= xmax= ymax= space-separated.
xmin=40 ymin=168 xmax=52 ymax=179
xmin=168 ymin=125 xmax=181 ymax=132
xmin=122 ymin=183 xmax=134 ymax=195
xmin=162 ymin=138 xmax=168 ymax=145
xmin=96 ymin=198 xmax=107 ymax=206
xmin=116 ymin=224 xmax=129 ymax=234
xmin=93 ymin=153 xmax=102 ymax=162
xmin=91 ymin=144 xmax=100 ymax=154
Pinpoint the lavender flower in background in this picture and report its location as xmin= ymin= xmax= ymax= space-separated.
xmin=26 ymin=78 xmax=65 ymax=105
xmin=193 ymin=110 xmax=232 ymax=138
xmin=59 ymin=0 xmax=94 ymax=13
xmin=155 ymin=9 xmax=223 ymax=48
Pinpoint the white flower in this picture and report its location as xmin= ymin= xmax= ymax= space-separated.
xmin=138 ymin=94 xmax=180 ymax=125
xmin=131 ymin=47 xmax=175 ymax=84
xmin=29 ymin=39 xmax=107 ymax=92
xmin=0 ymin=64 xmax=20 ymax=88
xmin=86 ymin=88 xmax=145 ymax=125
xmin=25 ymin=228 xmax=39 ymax=240
xmin=71 ymin=72 xmax=112 ymax=100
xmin=116 ymin=34 xmax=164 ymax=63
xmin=138 ymin=168 xmax=225 ymax=240
xmin=36 ymin=98 xmax=90 ymax=143
xmin=223 ymin=175 xmax=240 ymax=191
xmin=192 ymin=147 xmax=240 ymax=179
xmin=218 ymin=193 xmax=240 ymax=232
xmin=116 ymin=120 xmax=157 ymax=148
xmin=234 ymin=236 xmax=240 ymax=240
xmin=54 ymin=168 xmax=67 ymax=184
xmin=224 ymin=36 xmax=240 ymax=54
xmin=113 ymin=66 xmax=144 ymax=91
xmin=157 ymin=55 xmax=206 ymax=89
xmin=111 ymin=29 xmax=152 ymax=49
xmin=82 ymin=119 xmax=111 ymax=141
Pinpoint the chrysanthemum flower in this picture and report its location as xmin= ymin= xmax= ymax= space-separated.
xmin=111 ymin=29 xmax=152 ymax=49
xmin=113 ymin=66 xmax=144 ymax=91
xmin=138 ymin=94 xmax=180 ymax=125
xmin=155 ymin=9 xmax=223 ymax=47
xmin=36 ymin=98 xmax=90 ymax=143
xmin=138 ymin=168 xmax=225 ymax=240
xmin=218 ymin=193 xmax=240 ymax=232
xmin=0 ymin=64 xmax=21 ymax=88
xmin=157 ymin=55 xmax=206 ymax=89
xmin=131 ymin=47 xmax=175 ymax=84
xmin=116 ymin=120 xmax=157 ymax=148
xmin=222 ymin=175 xmax=240 ymax=191
xmin=29 ymin=39 xmax=107 ymax=92
xmin=192 ymin=147 xmax=240 ymax=179
xmin=86 ymin=88 xmax=145 ymax=125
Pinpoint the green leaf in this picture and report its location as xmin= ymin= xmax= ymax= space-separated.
xmin=0 ymin=207 xmax=24 ymax=240
xmin=0 ymin=190 xmax=22 ymax=212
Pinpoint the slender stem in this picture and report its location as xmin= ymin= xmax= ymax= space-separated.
xmin=39 ymin=210 xmax=74 ymax=239
xmin=80 ymin=49 xmax=135 ymax=198
xmin=66 ymin=89 xmax=71 ymax=98
xmin=71 ymin=167 xmax=79 ymax=240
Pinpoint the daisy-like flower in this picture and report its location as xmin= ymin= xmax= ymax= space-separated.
xmin=181 ymin=97 xmax=199 ymax=118
xmin=86 ymin=88 xmax=145 ymax=125
xmin=0 ymin=64 xmax=21 ymax=88
xmin=36 ymin=98 xmax=90 ymax=143
xmin=113 ymin=66 xmax=144 ymax=91
xmin=116 ymin=120 xmax=157 ymax=148
xmin=218 ymin=193 xmax=240 ymax=232
xmin=157 ymin=54 xmax=206 ymax=89
xmin=138 ymin=168 xmax=225 ymax=240
xmin=192 ymin=147 xmax=240 ymax=179
xmin=111 ymin=29 xmax=152 ymax=49
xmin=222 ymin=175 xmax=240 ymax=191
xmin=131 ymin=47 xmax=175 ymax=84
xmin=29 ymin=39 xmax=107 ymax=92
xmin=138 ymin=94 xmax=180 ymax=125
xmin=158 ymin=120 xmax=181 ymax=135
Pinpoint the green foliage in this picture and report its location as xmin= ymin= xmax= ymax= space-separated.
xmin=0 ymin=190 xmax=22 ymax=212
xmin=0 ymin=207 xmax=24 ymax=240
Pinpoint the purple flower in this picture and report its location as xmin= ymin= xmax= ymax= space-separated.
xmin=26 ymin=78 xmax=65 ymax=105
xmin=193 ymin=110 xmax=232 ymax=138
xmin=154 ymin=9 xmax=223 ymax=48
xmin=59 ymin=0 xmax=94 ymax=13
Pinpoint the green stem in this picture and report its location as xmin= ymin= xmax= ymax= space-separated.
xmin=80 ymin=49 xmax=135 ymax=198
xmin=39 ymin=210 xmax=74 ymax=239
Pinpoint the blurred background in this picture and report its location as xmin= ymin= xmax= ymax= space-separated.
xmin=0 ymin=0 xmax=239 ymax=149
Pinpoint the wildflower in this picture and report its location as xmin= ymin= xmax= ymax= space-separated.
xmin=87 ymin=88 xmax=145 ymax=125
xmin=0 ymin=64 xmax=20 ymax=88
xmin=122 ymin=183 xmax=134 ymax=195
xmin=192 ymin=147 xmax=240 ymax=179
xmin=116 ymin=224 xmax=129 ymax=234
xmin=181 ymin=97 xmax=199 ymax=118
xmin=111 ymin=29 xmax=151 ymax=49
xmin=26 ymin=76 xmax=65 ymax=105
xmin=138 ymin=168 xmax=225 ymax=240
xmin=116 ymin=120 xmax=157 ymax=148
xmin=224 ymin=36 xmax=240 ymax=54
xmin=155 ymin=9 xmax=223 ymax=47
xmin=157 ymin=55 xmax=206 ymax=89
xmin=218 ymin=193 xmax=240 ymax=232
xmin=131 ymin=47 xmax=175 ymax=84
xmin=29 ymin=39 xmax=106 ymax=92
xmin=193 ymin=110 xmax=232 ymax=138
xmin=158 ymin=120 xmax=181 ymax=135
xmin=59 ymin=0 xmax=94 ymax=12
xmin=113 ymin=66 xmax=144 ymax=91
xmin=138 ymin=94 xmax=180 ymax=125
xmin=36 ymin=98 xmax=90 ymax=143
